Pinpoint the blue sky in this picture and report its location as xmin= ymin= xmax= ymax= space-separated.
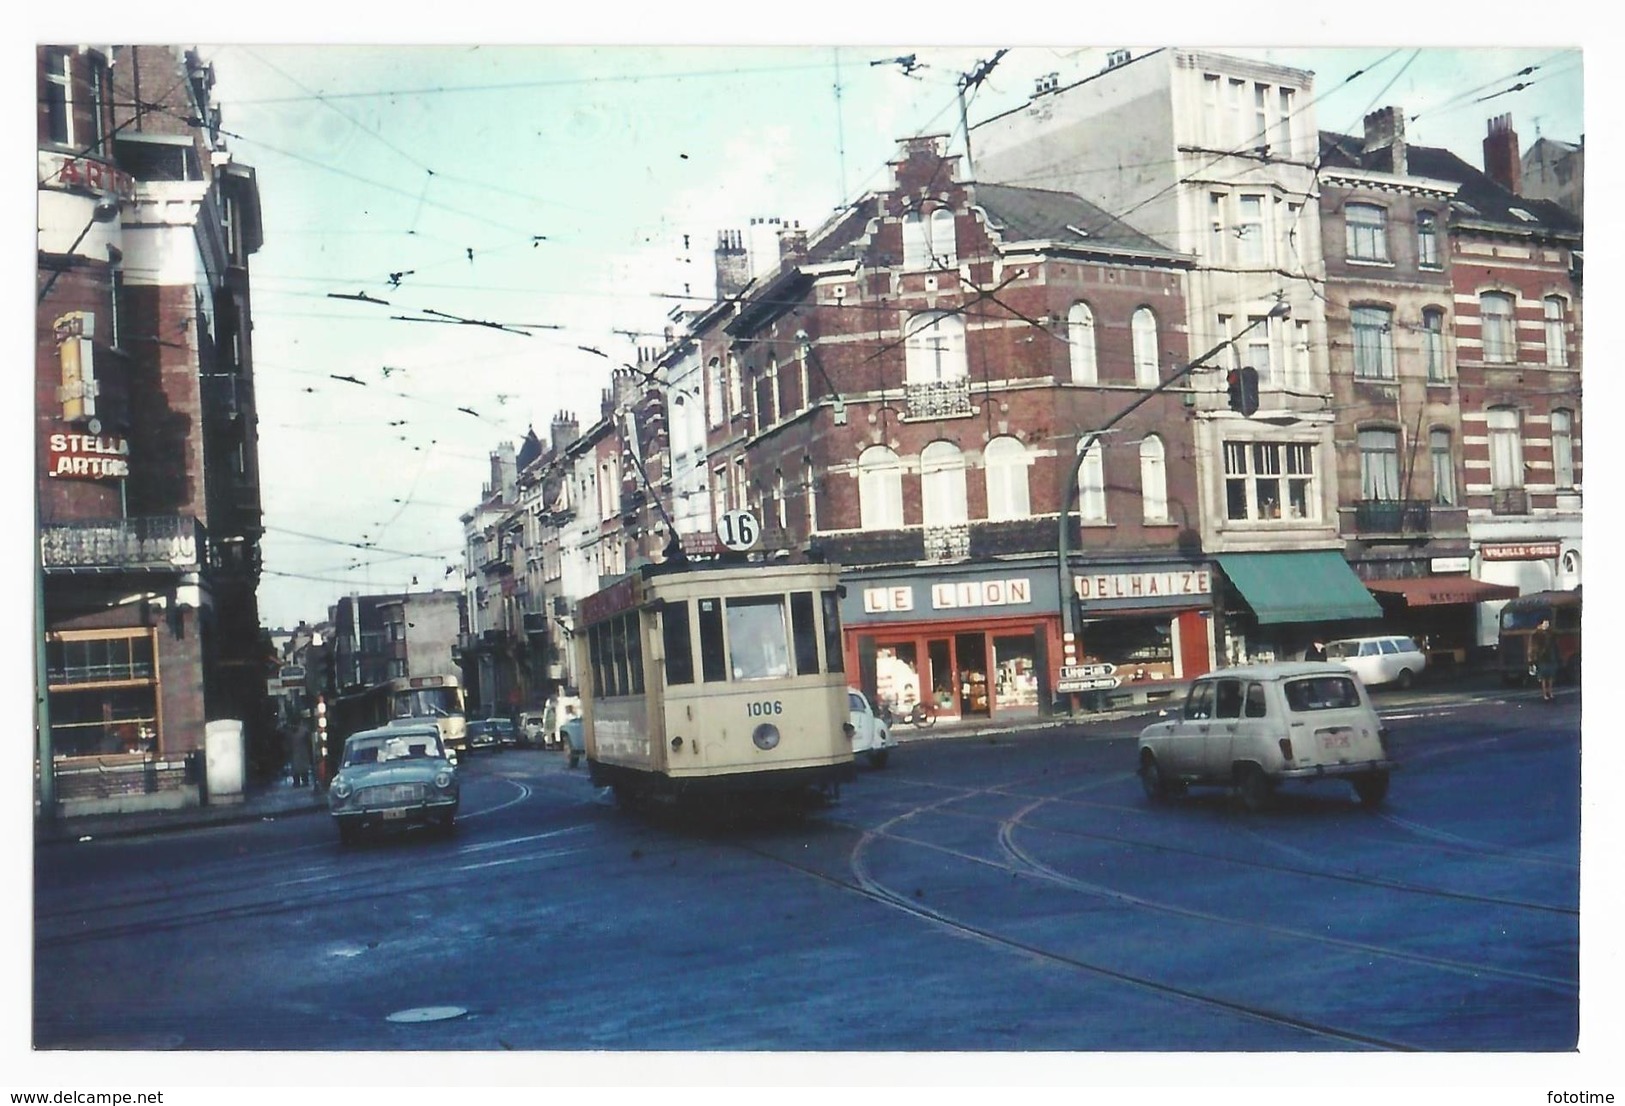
xmin=170 ymin=40 xmax=1584 ymax=629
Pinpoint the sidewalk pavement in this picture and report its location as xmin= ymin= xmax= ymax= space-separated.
xmin=35 ymin=667 xmax=1527 ymax=845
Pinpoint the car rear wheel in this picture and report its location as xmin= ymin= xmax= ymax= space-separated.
xmin=1394 ymin=668 xmax=1414 ymax=690
xmin=1352 ymin=771 xmax=1390 ymax=807
xmin=1236 ymin=763 xmax=1273 ymax=812
xmin=868 ymin=749 xmax=890 ymax=769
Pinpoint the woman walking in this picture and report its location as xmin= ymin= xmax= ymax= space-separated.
xmin=1530 ymin=619 xmax=1559 ymax=702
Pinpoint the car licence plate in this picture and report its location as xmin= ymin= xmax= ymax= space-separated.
xmin=382 ymin=808 xmax=407 ymax=820
xmin=1318 ymin=728 xmax=1353 ymax=750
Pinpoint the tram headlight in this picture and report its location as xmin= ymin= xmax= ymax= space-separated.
xmin=751 ymin=723 xmax=781 ymax=751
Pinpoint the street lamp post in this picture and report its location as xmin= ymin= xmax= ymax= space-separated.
xmin=1054 ymin=299 xmax=1289 ymax=712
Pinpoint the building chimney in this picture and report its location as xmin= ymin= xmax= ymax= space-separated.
xmin=714 ymin=229 xmax=751 ymax=298
xmin=549 ymin=410 xmax=579 ymax=454
xmin=1484 ymin=113 xmax=1522 ymax=194
xmin=1362 ymin=106 xmax=1407 ymax=177
xmin=778 ymin=222 xmax=807 ymax=264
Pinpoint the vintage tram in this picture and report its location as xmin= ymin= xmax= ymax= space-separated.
xmin=574 ymin=558 xmax=855 ymax=805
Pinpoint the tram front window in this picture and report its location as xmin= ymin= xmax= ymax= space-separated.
xmin=727 ymin=596 xmax=792 ymax=680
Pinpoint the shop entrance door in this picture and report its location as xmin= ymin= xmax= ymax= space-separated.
xmin=926 ymin=638 xmax=954 ymax=716
xmin=1176 ymin=610 xmax=1212 ymax=679
xmin=956 ymin=633 xmax=989 ymax=717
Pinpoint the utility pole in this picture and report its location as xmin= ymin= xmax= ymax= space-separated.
xmin=957 ymin=50 xmax=1007 ymax=180
xmin=1055 ymin=300 xmax=1289 ymax=712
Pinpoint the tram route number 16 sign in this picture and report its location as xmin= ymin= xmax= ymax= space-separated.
xmin=717 ymin=509 xmax=761 ymax=552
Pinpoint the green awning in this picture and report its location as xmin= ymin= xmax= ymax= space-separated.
xmin=1217 ymin=551 xmax=1383 ymax=624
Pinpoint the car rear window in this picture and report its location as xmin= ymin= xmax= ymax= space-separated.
xmin=1283 ymin=676 xmax=1363 ymax=712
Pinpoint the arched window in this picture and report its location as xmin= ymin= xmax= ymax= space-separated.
xmin=920 ymin=441 xmax=968 ymax=526
xmin=904 ymin=312 xmax=968 ymax=383
xmin=983 ymin=436 xmax=1030 ymax=521
xmin=1139 ymin=435 xmax=1168 ymax=522
xmin=857 ymin=446 xmax=904 ymax=530
xmin=1544 ymin=296 xmax=1568 ymax=367
xmin=1131 ymin=307 xmax=1159 ymax=386
xmin=1551 ymin=408 xmax=1575 ymax=489
xmin=1076 ymin=438 xmax=1107 ymax=522
xmin=1067 ymin=302 xmax=1098 ymax=384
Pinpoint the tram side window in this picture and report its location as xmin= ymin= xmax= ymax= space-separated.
xmin=698 ymin=598 xmax=728 ymax=683
xmin=588 ymin=624 xmax=607 ymax=698
xmin=790 ymin=591 xmax=821 ymax=675
xmin=626 ymin=612 xmax=645 ymax=695
xmin=728 ymin=596 xmax=792 ymax=680
xmin=610 ymin=616 xmax=630 ymax=695
xmin=662 ymin=601 xmax=694 ymax=685
xmin=821 ymin=590 xmax=845 ymax=673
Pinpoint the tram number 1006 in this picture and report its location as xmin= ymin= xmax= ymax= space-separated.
xmin=747 ymin=700 xmax=784 ymax=717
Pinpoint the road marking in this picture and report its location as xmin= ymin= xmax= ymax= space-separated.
xmin=457 ymin=823 xmax=589 ymax=855
xmin=458 ymin=778 xmax=532 ymax=820
xmin=455 ymin=845 xmax=591 ymax=872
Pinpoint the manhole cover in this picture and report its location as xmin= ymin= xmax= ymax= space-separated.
xmin=386 ymin=1006 xmax=467 ymax=1024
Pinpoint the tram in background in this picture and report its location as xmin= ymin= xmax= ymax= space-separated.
xmin=1497 ymin=589 xmax=1581 ymax=685
xmin=319 ymin=673 xmax=468 ymax=779
xmin=575 ymin=558 xmax=855 ymax=806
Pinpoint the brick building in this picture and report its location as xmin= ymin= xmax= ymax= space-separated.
xmin=36 ymin=46 xmax=268 ymax=814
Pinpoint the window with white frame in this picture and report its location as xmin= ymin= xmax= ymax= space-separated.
xmin=1430 ymin=429 xmax=1456 ymax=506
xmin=768 ymin=357 xmax=781 ymax=425
xmin=1544 ymin=296 xmax=1568 ymax=366
xmin=1076 ymin=439 xmax=1107 ymax=522
xmin=1551 ymin=409 xmax=1575 ymax=489
xmin=1276 ymin=87 xmax=1295 ymax=156
xmin=1291 ymin=320 xmax=1311 ymax=391
xmin=1067 ymin=302 xmax=1098 ymax=384
xmin=1140 ymin=435 xmax=1169 ymax=522
xmin=1253 ymin=84 xmax=1269 ymax=146
xmin=1487 ymin=407 xmax=1523 ymax=490
xmin=1209 ymin=193 xmax=1228 ymax=262
xmin=1359 ymin=428 xmax=1401 ymax=500
xmin=1278 ymin=200 xmax=1302 ymax=263
xmin=983 ymin=436 xmax=1030 ymax=520
xmin=713 ymin=465 xmax=729 ymax=522
xmin=732 ymin=456 xmax=747 ymax=510
xmin=1245 ymin=314 xmax=1276 ymax=389
xmin=87 ymin=56 xmax=108 ymax=154
xmin=707 ymin=358 xmax=725 ymax=428
xmin=803 ymin=459 xmax=818 ymax=531
xmin=1480 ymin=292 xmax=1516 ymax=363
xmin=774 ymin=471 xmax=788 ymax=529
xmin=902 ymin=207 xmax=957 ymax=270
xmin=1422 ymin=308 xmax=1447 ymax=382
xmin=1131 ymin=307 xmax=1159 ymax=386
xmin=727 ymin=354 xmax=743 ymax=416
xmin=1351 ymin=305 xmax=1395 ymax=379
xmin=599 ymin=459 xmax=619 ymax=518
xmin=921 ymin=441 xmax=968 ymax=526
xmin=1417 ymin=211 xmax=1440 ymax=268
xmin=1237 ymin=195 xmax=1266 ymax=264
xmin=1346 ymin=203 xmax=1389 ymax=262
xmin=904 ymin=311 xmax=968 ymax=383
xmin=1227 ymin=78 xmax=1247 ymax=146
xmin=44 ymin=49 xmax=72 ymax=146
xmin=1223 ymin=441 xmax=1316 ymax=522
xmin=857 ymin=446 xmax=904 ymax=530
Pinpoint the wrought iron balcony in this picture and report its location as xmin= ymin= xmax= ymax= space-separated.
xmin=922 ymin=523 xmax=971 ymax=562
xmin=41 ymin=515 xmax=205 ymax=573
xmin=1353 ymin=499 xmax=1431 ymax=535
xmin=905 ymin=378 xmax=973 ymax=419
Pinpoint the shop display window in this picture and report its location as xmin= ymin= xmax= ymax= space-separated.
xmin=1080 ymin=615 xmax=1176 ymax=682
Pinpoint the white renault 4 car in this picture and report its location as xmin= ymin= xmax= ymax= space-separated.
xmin=1137 ymin=662 xmax=1396 ymax=811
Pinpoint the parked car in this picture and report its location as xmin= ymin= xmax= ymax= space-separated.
xmin=559 ymin=715 xmax=585 ymax=769
xmin=328 ymin=723 xmax=460 ymax=843
xmin=523 ymin=693 xmax=581 ymax=749
xmin=1136 ymin=662 xmax=1396 ymax=811
xmin=1323 ymin=635 xmax=1427 ymax=689
xmin=847 ymin=688 xmax=897 ymax=768
xmin=465 ymin=719 xmax=501 ymax=753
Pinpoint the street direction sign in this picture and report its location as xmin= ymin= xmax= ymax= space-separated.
xmin=1060 ymin=663 xmax=1115 ymax=681
xmin=1056 ymin=676 xmax=1121 ymax=693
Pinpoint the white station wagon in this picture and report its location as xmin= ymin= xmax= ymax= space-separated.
xmin=1137 ymin=662 xmax=1396 ymax=811
xmin=1323 ymin=635 xmax=1427 ymax=689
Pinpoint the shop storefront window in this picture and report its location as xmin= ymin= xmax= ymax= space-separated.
xmin=875 ymin=644 xmax=923 ymax=711
xmin=1080 ymin=616 xmax=1175 ymax=681
xmin=992 ymin=635 xmax=1039 ymax=708
xmin=47 ymin=629 xmax=160 ymax=758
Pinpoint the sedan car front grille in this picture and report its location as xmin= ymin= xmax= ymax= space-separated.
xmin=356 ymin=783 xmax=427 ymax=806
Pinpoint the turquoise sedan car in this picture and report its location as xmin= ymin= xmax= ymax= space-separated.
xmin=328 ymin=723 xmax=460 ymax=844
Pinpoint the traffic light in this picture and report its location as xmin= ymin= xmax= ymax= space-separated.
xmin=1227 ymin=365 xmax=1259 ymax=417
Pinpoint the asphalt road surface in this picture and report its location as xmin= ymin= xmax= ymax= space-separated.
xmin=33 ymin=683 xmax=1580 ymax=1054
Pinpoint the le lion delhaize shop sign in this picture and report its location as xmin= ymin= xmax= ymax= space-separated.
xmin=48 ymin=431 xmax=130 ymax=480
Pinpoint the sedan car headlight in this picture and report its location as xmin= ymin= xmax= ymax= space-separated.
xmin=434 ymin=769 xmax=454 ymax=790
xmin=330 ymin=778 xmax=353 ymax=800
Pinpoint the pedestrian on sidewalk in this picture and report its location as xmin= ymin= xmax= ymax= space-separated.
xmin=1530 ymin=619 xmax=1559 ymax=702
xmin=289 ymin=719 xmax=313 ymax=787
